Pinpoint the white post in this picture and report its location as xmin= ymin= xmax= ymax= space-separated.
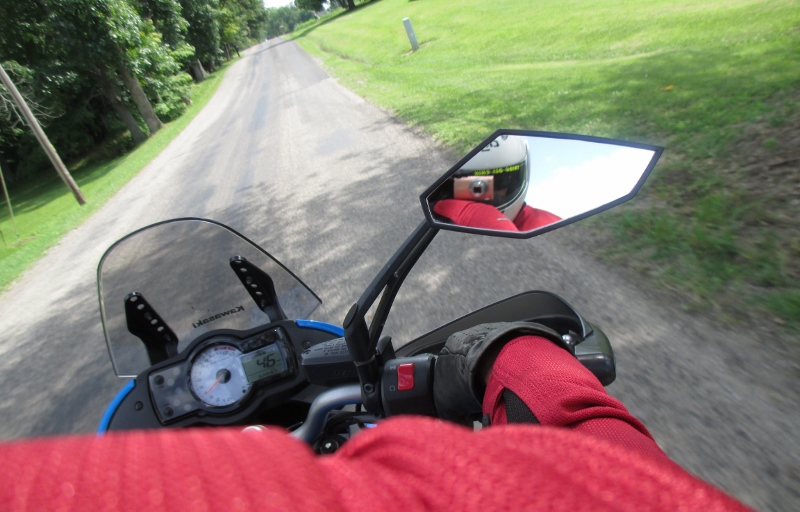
xmin=402 ymin=18 xmax=419 ymax=52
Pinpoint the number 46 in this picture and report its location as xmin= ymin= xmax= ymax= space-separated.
xmin=256 ymin=353 xmax=277 ymax=368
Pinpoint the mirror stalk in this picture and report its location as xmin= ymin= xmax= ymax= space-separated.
xmin=343 ymin=221 xmax=438 ymax=412
xmin=367 ymin=226 xmax=438 ymax=352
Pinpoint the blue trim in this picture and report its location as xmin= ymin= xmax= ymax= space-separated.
xmin=98 ymin=380 xmax=135 ymax=435
xmin=295 ymin=319 xmax=344 ymax=337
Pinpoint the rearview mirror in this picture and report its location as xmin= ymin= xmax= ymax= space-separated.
xmin=421 ymin=131 xmax=662 ymax=238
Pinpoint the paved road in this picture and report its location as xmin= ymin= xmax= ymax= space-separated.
xmin=0 ymin=39 xmax=797 ymax=511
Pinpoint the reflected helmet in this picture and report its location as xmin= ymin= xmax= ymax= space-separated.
xmin=453 ymin=136 xmax=529 ymax=221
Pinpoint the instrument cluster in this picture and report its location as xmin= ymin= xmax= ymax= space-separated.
xmin=148 ymin=326 xmax=296 ymax=423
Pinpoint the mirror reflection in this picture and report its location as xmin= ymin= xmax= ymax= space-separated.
xmin=426 ymin=135 xmax=657 ymax=235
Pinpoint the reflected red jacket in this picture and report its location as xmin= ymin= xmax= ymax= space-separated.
xmin=434 ymin=199 xmax=562 ymax=231
xmin=0 ymin=337 xmax=750 ymax=511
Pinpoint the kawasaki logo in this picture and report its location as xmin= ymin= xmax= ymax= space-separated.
xmin=192 ymin=305 xmax=245 ymax=328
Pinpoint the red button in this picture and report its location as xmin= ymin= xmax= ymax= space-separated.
xmin=397 ymin=363 xmax=415 ymax=391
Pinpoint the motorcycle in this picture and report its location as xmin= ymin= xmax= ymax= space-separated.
xmin=96 ymin=129 xmax=662 ymax=453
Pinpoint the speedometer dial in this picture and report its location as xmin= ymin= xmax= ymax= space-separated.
xmin=190 ymin=345 xmax=251 ymax=407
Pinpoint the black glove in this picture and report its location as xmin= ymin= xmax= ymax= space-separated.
xmin=433 ymin=321 xmax=571 ymax=424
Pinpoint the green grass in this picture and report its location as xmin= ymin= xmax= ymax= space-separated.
xmin=292 ymin=0 xmax=800 ymax=331
xmin=0 ymin=58 xmax=235 ymax=292
xmin=293 ymin=0 xmax=798 ymax=149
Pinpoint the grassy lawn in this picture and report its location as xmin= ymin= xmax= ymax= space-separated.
xmin=292 ymin=0 xmax=800 ymax=331
xmin=0 ymin=58 xmax=235 ymax=292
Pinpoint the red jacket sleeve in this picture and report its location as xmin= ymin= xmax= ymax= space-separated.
xmin=512 ymin=204 xmax=562 ymax=231
xmin=0 ymin=419 xmax=751 ymax=511
xmin=483 ymin=335 xmax=672 ymax=463
xmin=433 ymin=199 xmax=518 ymax=231
xmin=0 ymin=337 xmax=752 ymax=511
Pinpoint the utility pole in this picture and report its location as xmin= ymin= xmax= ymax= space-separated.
xmin=0 ymin=63 xmax=86 ymax=205
xmin=0 ymin=162 xmax=18 ymax=242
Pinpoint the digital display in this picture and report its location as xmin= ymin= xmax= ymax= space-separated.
xmin=240 ymin=344 xmax=286 ymax=384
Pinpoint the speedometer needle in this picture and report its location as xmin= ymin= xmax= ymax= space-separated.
xmin=204 ymin=375 xmax=224 ymax=395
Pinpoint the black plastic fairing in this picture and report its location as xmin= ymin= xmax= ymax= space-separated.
xmin=301 ymin=338 xmax=359 ymax=386
xmin=396 ymin=291 xmax=615 ymax=386
xmin=574 ymin=323 xmax=615 ymax=386
xmin=397 ymin=291 xmax=589 ymax=357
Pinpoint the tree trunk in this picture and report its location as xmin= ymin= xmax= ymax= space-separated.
xmin=115 ymin=50 xmax=164 ymax=135
xmin=190 ymin=59 xmax=208 ymax=82
xmin=224 ymin=44 xmax=231 ymax=61
xmin=345 ymin=0 xmax=355 ymax=9
xmin=97 ymin=68 xmax=147 ymax=145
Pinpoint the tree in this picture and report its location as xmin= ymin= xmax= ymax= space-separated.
xmin=0 ymin=0 xmax=274 ymax=181
xmin=295 ymin=0 xmax=324 ymax=12
xmin=263 ymin=6 xmax=315 ymax=38
xmin=0 ymin=2 xmax=121 ymax=178
xmin=96 ymin=67 xmax=147 ymax=145
xmin=132 ymin=0 xmax=188 ymax=48
xmin=179 ymin=0 xmax=222 ymax=70
xmin=42 ymin=0 xmax=165 ymax=134
xmin=0 ymin=0 xmax=193 ymax=180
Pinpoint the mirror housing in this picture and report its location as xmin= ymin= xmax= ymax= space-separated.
xmin=421 ymin=130 xmax=663 ymax=238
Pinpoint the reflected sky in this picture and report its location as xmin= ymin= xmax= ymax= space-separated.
xmin=525 ymin=138 xmax=656 ymax=219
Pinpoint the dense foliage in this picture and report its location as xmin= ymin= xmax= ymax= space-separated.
xmin=0 ymin=0 xmax=305 ymax=182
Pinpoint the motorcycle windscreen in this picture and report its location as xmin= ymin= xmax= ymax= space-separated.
xmin=98 ymin=219 xmax=321 ymax=377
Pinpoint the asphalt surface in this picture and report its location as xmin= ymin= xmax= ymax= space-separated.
xmin=0 ymin=39 xmax=797 ymax=511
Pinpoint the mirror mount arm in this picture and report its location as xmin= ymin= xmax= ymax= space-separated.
xmin=367 ymin=225 xmax=438 ymax=353
xmin=343 ymin=221 xmax=438 ymax=412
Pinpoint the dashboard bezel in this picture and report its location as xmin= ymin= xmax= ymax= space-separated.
xmin=104 ymin=321 xmax=340 ymax=432
xmin=147 ymin=326 xmax=298 ymax=423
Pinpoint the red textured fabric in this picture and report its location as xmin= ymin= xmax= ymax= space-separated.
xmin=512 ymin=205 xmax=562 ymax=231
xmin=0 ymin=335 xmax=752 ymax=511
xmin=434 ymin=200 xmax=560 ymax=232
xmin=485 ymin=336 xmax=674 ymax=464
xmin=0 ymin=421 xmax=750 ymax=511
xmin=434 ymin=199 xmax=518 ymax=230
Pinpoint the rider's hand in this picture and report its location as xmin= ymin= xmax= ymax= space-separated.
xmin=432 ymin=322 xmax=571 ymax=424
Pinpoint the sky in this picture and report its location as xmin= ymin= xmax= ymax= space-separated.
xmin=523 ymin=138 xmax=655 ymax=219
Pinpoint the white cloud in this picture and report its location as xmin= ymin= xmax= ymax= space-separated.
xmin=525 ymin=143 xmax=654 ymax=219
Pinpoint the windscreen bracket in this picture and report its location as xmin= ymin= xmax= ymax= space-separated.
xmin=230 ymin=256 xmax=287 ymax=322
xmin=124 ymin=292 xmax=179 ymax=366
